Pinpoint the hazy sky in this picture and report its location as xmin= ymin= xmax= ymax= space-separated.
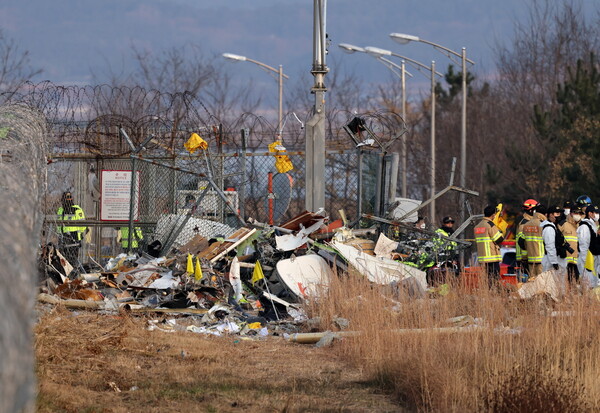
xmin=1 ymin=0 xmax=597 ymax=105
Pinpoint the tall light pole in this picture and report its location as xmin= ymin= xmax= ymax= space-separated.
xmin=222 ymin=53 xmax=289 ymax=137
xmin=390 ymin=33 xmax=474 ymax=225
xmin=429 ymin=60 xmax=436 ymax=223
xmin=338 ymin=43 xmax=441 ymax=219
xmin=305 ymin=0 xmax=328 ymax=212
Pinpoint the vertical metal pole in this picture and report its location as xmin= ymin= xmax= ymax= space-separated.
xmin=430 ymin=60 xmax=436 ymax=224
xmin=387 ymin=152 xmax=400 ymax=206
xmin=401 ymin=60 xmax=407 ymax=198
xmin=460 ymin=48 xmax=467 ymax=196
xmin=305 ymin=0 xmax=327 ymax=213
xmin=268 ymin=172 xmax=274 ymax=225
xmin=218 ymin=123 xmax=224 ymax=223
xmin=374 ymin=153 xmax=383 ymax=216
xmin=94 ymin=159 xmax=102 ymax=262
xmin=127 ymin=157 xmax=137 ymax=254
xmin=278 ymin=65 xmax=284 ymax=138
xmin=357 ymin=149 xmax=363 ymax=220
xmin=240 ymin=128 xmax=247 ymax=221
xmin=460 ymin=48 xmax=468 ymax=267
xmin=171 ymin=158 xmax=177 ymax=212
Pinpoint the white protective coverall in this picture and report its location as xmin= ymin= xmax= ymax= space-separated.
xmin=576 ymin=218 xmax=599 ymax=286
xmin=541 ymin=220 xmax=567 ymax=272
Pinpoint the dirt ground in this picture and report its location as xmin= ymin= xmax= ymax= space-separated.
xmin=35 ymin=307 xmax=402 ymax=413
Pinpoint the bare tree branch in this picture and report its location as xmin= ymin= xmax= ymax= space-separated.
xmin=0 ymin=29 xmax=42 ymax=102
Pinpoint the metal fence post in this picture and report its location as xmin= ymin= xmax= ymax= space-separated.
xmin=127 ymin=156 xmax=137 ymax=254
xmin=240 ymin=128 xmax=248 ymax=221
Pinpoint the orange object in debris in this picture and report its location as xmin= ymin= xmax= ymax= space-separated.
xmin=499 ymin=265 xmax=518 ymax=285
xmin=500 ymin=274 xmax=518 ymax=286
xmin=320 ymin=219 xmax=343 ymax=233
xmin=55 ymin=279 xmax=104 ymax=301
xmin=461 ymin=267 xmax=483 ymax=290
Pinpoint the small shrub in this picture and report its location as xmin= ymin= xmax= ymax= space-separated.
xmin=483 ymin=363 xmax=590 ymax=413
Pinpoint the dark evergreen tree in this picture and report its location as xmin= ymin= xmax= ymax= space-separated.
xmin=532 ymin=53 xmax=600 ymax=201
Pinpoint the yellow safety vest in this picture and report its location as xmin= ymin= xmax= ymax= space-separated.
xmin=119 ymin=227 xmax=143 ymax=248
xmin=57 ymin=205 xmax=86 ymax=240
xmin=434 ymin=228 xmax=457 ymax=251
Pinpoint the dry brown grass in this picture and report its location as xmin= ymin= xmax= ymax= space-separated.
xmin=35 ymin=306 xmax=401 ymax=412
xmin=309 ymin=271 xmax=600 ymax=412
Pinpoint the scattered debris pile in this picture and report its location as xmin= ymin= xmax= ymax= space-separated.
xmin=38 ymin=209 xmax=433 ymax=338
xmin=39 ymin=208 xmax=591 ymax=343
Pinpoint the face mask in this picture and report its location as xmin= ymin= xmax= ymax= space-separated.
xmin=595 ymin=213 xmax=600 ymax=222
xmin=573 ymin=214 xmax=582 ymax=222
xmin=564 ymin=209 xmax=570 ymax=216
xmin=419 ymin=223 xmax=426 ymax=229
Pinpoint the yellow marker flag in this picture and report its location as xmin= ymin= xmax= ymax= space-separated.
xmin=268 ymin=140 xmax=284 ymax=152
xmin=194 ymin=256 xmax=203 ymax=280
xmin=493 ymin=203 xmax=509 ymax=235
xmin=268 ymin=140 xmax=293 ymax=173
xmin=186 ymin=253 xmax=193 ymax=274
xmin=275 ymin=154 xmax=294 ymax=173
xmin=251 ymin=260 xmax=265 ymax=285
xmin=184 ymin=133 xmax=208 ymax=154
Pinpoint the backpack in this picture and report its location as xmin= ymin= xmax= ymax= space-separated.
xmin=542 ymin=223 xmax=567 ymax=258
xmin=579 ymin=221 xmax=600 ymax=255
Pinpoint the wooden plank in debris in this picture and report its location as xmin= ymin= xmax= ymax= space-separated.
xmin=288 ymin=326 xmax=489 ymax=344
xmin=121 ymin=306 xmax=209 ymax=315
xmin=38 ymin=293 xmax=104 ymax=309
xmin=281 ymin=210 xmax=325 ymax=231
xmin=194 ymin=227 xmax=256 ymax=262
xmin=178 ymin=234 xmax=209 ymax=255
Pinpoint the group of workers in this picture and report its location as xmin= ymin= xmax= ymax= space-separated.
xmin=475 ymin=195 xmax=600 ymax=285
xmin=56 ymin=191 xmax=143 ymax=266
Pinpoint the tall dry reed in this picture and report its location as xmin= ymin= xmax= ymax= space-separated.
xmin=309 ymin=270 xmax=600 ymax=412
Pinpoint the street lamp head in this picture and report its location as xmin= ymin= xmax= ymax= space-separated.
xmin=338 ymin=43 xmax=365 ymax=54
xmin=222 ymin=53 xmax=247 ymax=61
xmin=364 ymin=46 xmax=392 ymax=58
xmin=390 ymin=33 xmax=420 ymax=45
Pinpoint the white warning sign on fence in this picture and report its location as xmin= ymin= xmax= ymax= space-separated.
xmin=100 ymin=170 xmax=140 ymax=221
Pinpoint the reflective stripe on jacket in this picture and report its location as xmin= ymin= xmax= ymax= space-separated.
xmin=120 ymin=227 xmax=143 ymax=248
xmin=433 ymin=227 xmax=457 ymax=252
xmin=523 ymin=213 xmax=545 ymax=263
xmin=475 ymin=218 xmax=503 ymax=263
xmin=559 ymin=216 xmax=578 ymax=264
xmin=57 ymin=205 xmax=86 ymax=240
xmin=515 ymin=213 xmax=532 ymax=260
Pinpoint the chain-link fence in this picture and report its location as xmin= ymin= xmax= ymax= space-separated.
xmin=1 ymin=83 xmax=411 ymax=270
xmin=42 ymin=156 xmax=247 ymax=268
